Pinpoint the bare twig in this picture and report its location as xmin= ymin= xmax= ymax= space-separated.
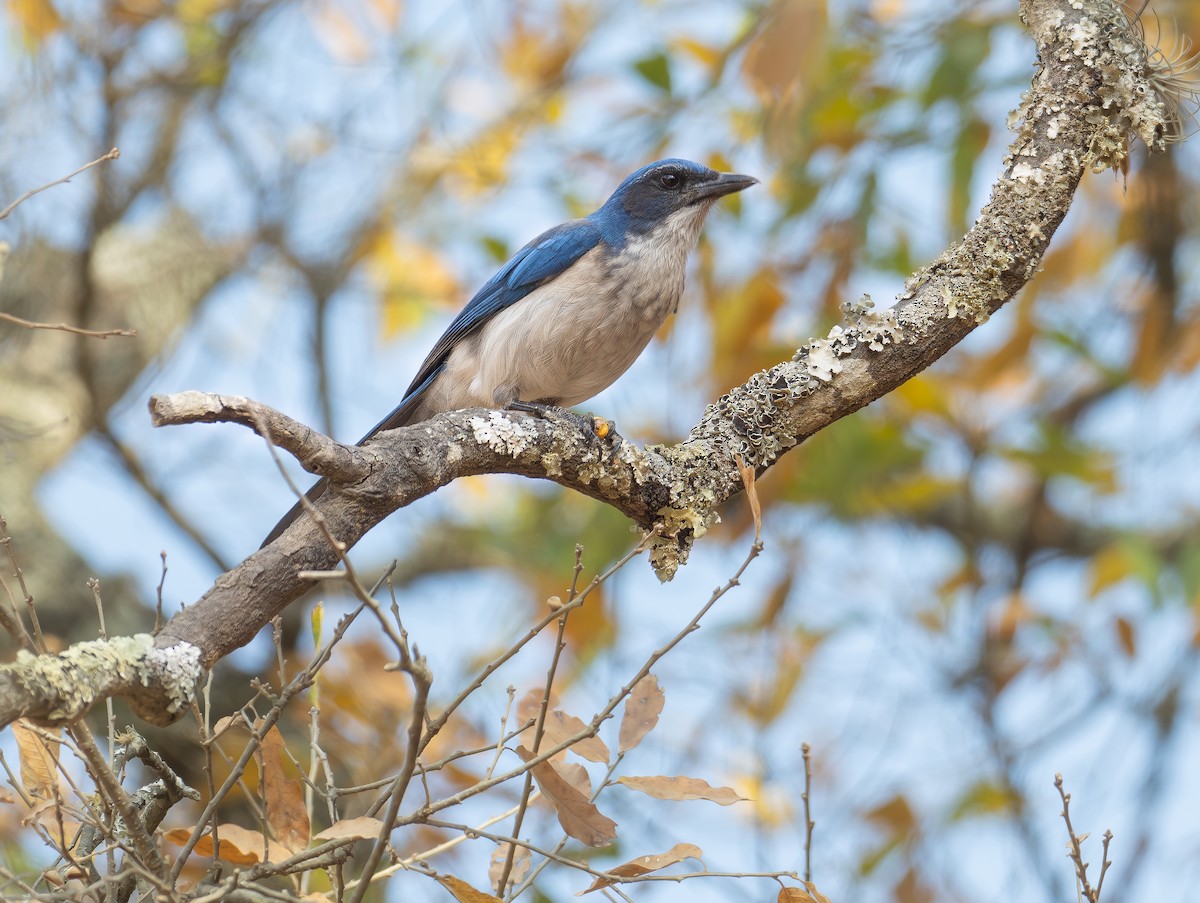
xmin=0 ymin=310 xmax=136 ymax=339
xmin=1055 ymin=773 xmax=1114 ymax=903
xmin=497 ymin=545 xmax=583 ymax=895
xmin=0 ymin=148 xmax=119 ymax=221
xmin=802 ymin=742 xmax=814 ymax=884
xmin=0 ymin=516 xmax=41 ymax=652
xmin=167 ymin=601 xmax=366 ymax=884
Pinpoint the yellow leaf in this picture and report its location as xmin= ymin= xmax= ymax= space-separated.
xmin=177 ymin=0 xmax=230 ymax=24
xmin=1089 ymin=544 xmax=1132 ymax=597
xmin=13 ymin=720 xmax=59 ymax=800
xmin=950 ymin=780 xmax=1016 ymax=821
xmin=444 ymin=120 xmax=524 ymax=197
xmin=729 ymin=773 xmax=793 ymax=828
xmin=362 ymin=231 xmax=461 ymax=338
xmin=7 ymin=0 xmax=62 ymax=46
xmin=673 ymin=37 xmax=721 ymax=68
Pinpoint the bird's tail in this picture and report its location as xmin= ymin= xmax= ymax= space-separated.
xmin=258 ymin=381 xmax=436 ymax=549
xmin=260 ymin=477 xmax=331 ymax=548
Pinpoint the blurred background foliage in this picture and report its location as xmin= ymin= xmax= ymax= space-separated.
xmin=1 ymin=0 xmax=1199 ymax=900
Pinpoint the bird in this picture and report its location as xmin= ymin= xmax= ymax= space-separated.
xmin=262 ymin=158 xmax=757 ymax=547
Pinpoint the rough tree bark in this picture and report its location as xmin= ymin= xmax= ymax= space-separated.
xmin=0 ymin=0 xmax=1178 ymax=728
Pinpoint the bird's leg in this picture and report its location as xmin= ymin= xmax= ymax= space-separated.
xmin=505 ymin=398 xmax=611 ymax=439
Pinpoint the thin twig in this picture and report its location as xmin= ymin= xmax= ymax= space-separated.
xmin=167 ymin=602 xmax=366 ymax=884
xmin=0 ymin=147 xmax=120 ymax=220
xmin=497 ymin=545 xmax=582 ymax=894
xmin=802 ymin=742 xmax=814 ymax=883
xmin=411 ymin=538 xmax=763 ymax=825
xmin=415 ymin=533 xmax=654 ymax=762
xmin=1055 ymin=772 xmax=1110 ymax=903
xmin=0 ymin=515 xmax=43 ymax=652
xmin=0 ymin=310 xmax=136 ymax=339
xmin=154 ymin=551 xmax=168 ymax=634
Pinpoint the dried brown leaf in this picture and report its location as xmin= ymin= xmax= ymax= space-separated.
xmin=616 ymin=775 xmax=747 ymax=806
xmin=488 ymin=843 xmax=531 ymax=894
xmin=24 ymin=797 xmax=79 ymax=852
xmin=1115 ymin=616 xmax=1136 ymax=658
xmin=313 ymin=816 xmax=386 ymax=842
xmin=554 ymin=760 xmax=592 ymax=798
xmin=165 ymin=823 xmax=288 ymax=866
xmin=260 ymin=725 xmax=311 ymax=852
xmin=579 ymin=842 xmax=702 ymax=894
xmin=735 ymin=454 xmax=762 ymax=539
xmin=779 ymin=883 xmax=833 ymax=903
xmin=211 ymin=714 xmax=241 ymax=738
xmin=618 ymin=675 xmax=664 ymax=752
xmin=436 ymin=874 xmax=503 ymax=902
xmin=515 ymin=745 xmax=617 ymax=847
xmin=518 ymin=691 xmax=609 ymax=763
xmin=13 ymin=720 xmax=59 ymax=800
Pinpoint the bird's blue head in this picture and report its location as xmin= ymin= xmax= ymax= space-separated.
xmin=595 ymin=158 xmax=757 ymax=240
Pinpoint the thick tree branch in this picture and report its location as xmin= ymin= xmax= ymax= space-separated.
xmin=0 ymin=0 xmax=1176 ymax=728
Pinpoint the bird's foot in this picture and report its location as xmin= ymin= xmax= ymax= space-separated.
xmin=507 ymin=400 xmax=612 ymax=438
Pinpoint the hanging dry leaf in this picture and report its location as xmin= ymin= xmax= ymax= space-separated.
xmin=518 ymin=691 xmax=609 ymax=763
xmin=23 ymin=796 xmax=80 ymax=853
xmin=515 ymin=746 xmax=617 ymax=847
xmin=618 ymin=675 xmax=664 ymax=753
xmin=313 ymin=816 xmax=386 ymax=842
xmin=436 ymin=874 xmax=503 ymax=902
xmin=553 ymin=760 xmax=592 ymax=798
xmin=488 ymin=843 xmax=531 ymax=894
xmin=616 ymin=775 xmax=747 ymax=806
xmin=579 ymin=842 xmax=702 ymax=894
xmin=260 ymin=725 xmax=311 ymax=853
xmin=13 ymin=720 xmax=59 ymax=800
xmin=778 ymin=881 xmax=833 ymax=903
xmin=211 ymin=714 xmax=242 ymax=738
xmin=165 ymin=823 xmax=289 ymax=866
xmin=735 ymin=455 xmax=762 ymax=539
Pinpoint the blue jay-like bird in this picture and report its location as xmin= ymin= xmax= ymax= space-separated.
xmin=263 ymin=158 xmax=757 ymax=546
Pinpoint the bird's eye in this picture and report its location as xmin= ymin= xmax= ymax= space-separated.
xmin=659 ymin=171 xmax=681 ymax=189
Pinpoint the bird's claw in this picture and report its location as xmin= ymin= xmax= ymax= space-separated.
xmin=507 ymin=401 xmax=614 ymax=439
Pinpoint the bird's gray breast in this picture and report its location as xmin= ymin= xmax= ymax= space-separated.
xmin=437 ymin=205 xmax=711 ymax=411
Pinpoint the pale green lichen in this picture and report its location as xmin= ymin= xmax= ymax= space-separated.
xmin=12 ymin=635 xmax=200 ymax=723
xmin=649 ymin=506 xmax=716 ymax=580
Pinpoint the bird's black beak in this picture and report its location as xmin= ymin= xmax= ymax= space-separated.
xmin=688 ymin=171 xmax=758 ymax=204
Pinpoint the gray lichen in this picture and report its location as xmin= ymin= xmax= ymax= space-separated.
xmin=11 ymin=635 xmax=201 ymax=724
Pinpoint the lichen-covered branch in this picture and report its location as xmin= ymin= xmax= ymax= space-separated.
xmin=0 ymin=0 xmax=1177 ymax=728
xmin=0 ymin=636 xmax=199 ymax=728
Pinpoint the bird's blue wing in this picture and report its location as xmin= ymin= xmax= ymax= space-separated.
xmin=263 ymin=220 xmax=604 ymax=549
xmin=360 ymin=219 xmax=602 ymax=441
